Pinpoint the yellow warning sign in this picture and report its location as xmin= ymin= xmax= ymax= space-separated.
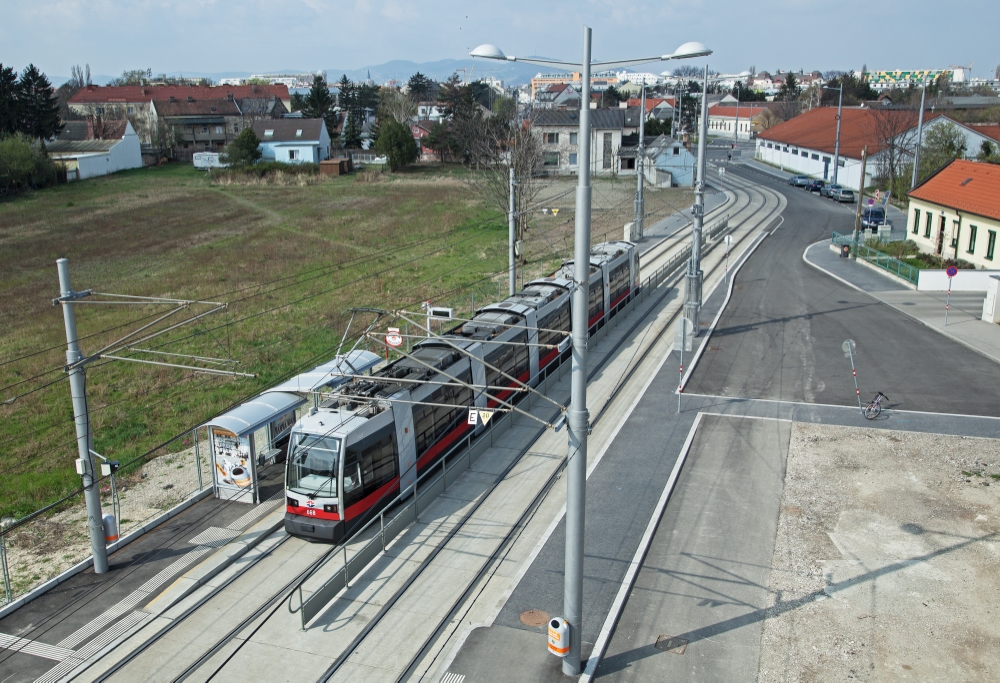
xmin=478 ymin=409 xmax=494 ymax=426
xmin=551 ymin=208 xmax=559 ymax=216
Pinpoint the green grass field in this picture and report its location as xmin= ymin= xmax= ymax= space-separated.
xmin=0 ymin=163 xmax=522 ymax=519
xmin=0 ymin=162 xmax=693 ymax=521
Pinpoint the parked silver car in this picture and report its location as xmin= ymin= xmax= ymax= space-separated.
xmin=788 ymin=175 xmax=810 ymax=187
xmin=821 ymin=183 xmax=843 ymax=198
xmin=832 ymin=188 xmax=855 ymax=203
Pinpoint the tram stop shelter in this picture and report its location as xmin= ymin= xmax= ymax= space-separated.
xmin=201 ymin=351 xmax=382 ymax=504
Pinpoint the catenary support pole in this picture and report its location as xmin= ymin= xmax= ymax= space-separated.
xmin=911 ymin=79 xmax=927 ymax=189
xmin=852 ymin=148 xmax=868 ymax=260
xmin=509 ymin=166 xmax=517 ymax=296
xmin=57 ymin=259 xmax=109 ymax=574
xmin=684 ymin=64 xmax=710 ymax=330
xmin=564 ymin=24 xmax=592 ymax=677
xmin=832 ymin=85 xmax=843 ymax=186
xmin=634 ymin=86 xmax=646 ymax=238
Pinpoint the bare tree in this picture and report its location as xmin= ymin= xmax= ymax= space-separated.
xmin=378 ymin=87 xmax=416 ymax=124
xmin=865 ymin=107 xmax=918 ymax=195
xmin=239 ymin=92 xmax=287 ymax=123
xmin=757 ymin=108 xmax=782 ymax=131
xmin=463 ymin=101 xmax=546 ymax=261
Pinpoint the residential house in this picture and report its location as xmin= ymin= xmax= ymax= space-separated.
xmin=755 ymin=107 xmax=997 ymax=190
xmin=252 ymin=119 xmax=331 ymax=163
xmin=150 ymin=97 xmax=242 ymax=161
xmin=47 ymin=120 xmax=142 ymax=181
xmin=68 ymin=84 xmax=290 ymax=144
xmin=536 ymin=83 xmax=580 ymax=110
xmin=530 ymin=71 xmax=620 ymax=99
xmin=649 ymin=135 xmax=697 ymax=187
xmin=411 ymin=119 xmax=439 ymax=161
xmin=416 ymin=102 xmax=447 ymax=122
xmin=906 ymin=160 xmax=1000 ymax=268
xmin=707 ymin=104 xmax=772 ymax=140
xmin=626 ymin=96 xmax=676 ymax=121
xmin=532 ymin=106 xmax=641 ymax=176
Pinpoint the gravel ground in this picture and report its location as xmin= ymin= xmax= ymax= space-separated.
xmin=758 ymin=423 xmax=1000 ymax=682
xmin=4 ymin=448 xmax=205 ymax=596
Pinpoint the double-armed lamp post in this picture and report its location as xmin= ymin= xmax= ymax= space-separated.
xmin=472 ymin=30 xmax=710 ymax=675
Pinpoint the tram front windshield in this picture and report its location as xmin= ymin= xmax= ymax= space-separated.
xmin=287 ymin=432 xmax=341 ymax=498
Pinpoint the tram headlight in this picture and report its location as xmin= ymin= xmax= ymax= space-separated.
xmin=287 ymin=497 xmax=299 ymax=508
xmin=323 ymin=504 xmax=338 ymax=514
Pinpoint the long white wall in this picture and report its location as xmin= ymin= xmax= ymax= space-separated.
xmin=755 ymin=140 xmax=874 ymax=190
xmin=76 ymin=128 xmax=142 ymax=180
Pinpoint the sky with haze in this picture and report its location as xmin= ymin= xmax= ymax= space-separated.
xmin=2 ymin=0 xmax=998 ymax=82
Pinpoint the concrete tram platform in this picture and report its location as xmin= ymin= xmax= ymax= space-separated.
xmin=804 ymin=241 xmax=1000 ymax=364
xmin=0 ymin=471 xmax=285 ymax=683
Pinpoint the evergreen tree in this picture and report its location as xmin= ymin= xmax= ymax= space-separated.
xmin=220 ymin=127 xmax=262 ymax=166
xmin=303 ymin=74 xmax=338 ymax=139
xmin=374 ymin=119 xmax=418 ymax=171
xmin=776 ymin=72 xmax=799 ymax=101
xmin=342 ymin=111 xmax=363 ymax=148
xmin=0 ymin=64 xmax=20 ymax=136
xmin=407 ymin=72 xmax=433 ymax=102
xmin=17 ymin=65 xmax=62 ymax=140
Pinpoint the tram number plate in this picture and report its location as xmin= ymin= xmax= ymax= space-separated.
xmin=306 ymin=509 xmax=317 ymax=516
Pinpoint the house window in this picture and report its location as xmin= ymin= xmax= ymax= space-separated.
xmin=295 ymin=129 xmax=303 ymax=138
xmin=264 ymin=130 xmax=274 ymax=139
xmin=202 ymin=127 xmax=208 ymax=133
xmin=569 ymin=153 xmax=578 ymax=165
xmin=968 ymin=225 xmax=977 ymax=254
xmin=96 ymin=107 xmax=104 ymax=115
xmin=838 ymin=159 xmax=845 ymax=167
xmin=924 ymin=212 xmax=932 ymax=238
xmin=811 ymin=153 xmax=819 ymax=160
xmin=951 ymin=221 xmax=960 ymax=248
xmin=569 ymin=133 xmax=578 ymax=144
xmin=127 ymin=106 xmax=134 ymax=115
xmin=987 ymin=230 xmax=997 ymax=260
xmin=289 ymin=150 xmax=298 ymax=160
xmin=912 ymin=209 xmax=920 ymax=234
xmin=234 ymin=125 xmax=239 ymax=132
xmin=215 ymin=126 xmax=223 ymax=134
xmin=543 ymin=152 xmax=559 ymax=166
xmin=673 ymin=146 xmax=679 ymax=156
xmin=545 ymin=133 xmax=559 ymax=144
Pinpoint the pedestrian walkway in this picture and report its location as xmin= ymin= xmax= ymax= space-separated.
xmin=804 ymin=241 xmax=1000 ymax=364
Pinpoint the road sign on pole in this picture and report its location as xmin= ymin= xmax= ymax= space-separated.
xmin=945 ymin=267 xmax=958 ymax=325
xmin=385 ymin=327 xmax=403 ymax=348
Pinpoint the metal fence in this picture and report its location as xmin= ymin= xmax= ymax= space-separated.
xmin=831 ymin=232 xmax=919 ymax=286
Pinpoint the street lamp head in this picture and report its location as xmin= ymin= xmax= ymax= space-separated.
xmin=470 ymin=44 xmax=508 ymax=61
xmin=666 ymin=41 xmax=712 ymax=60
xmin=739 ymin=70 xmax=752 ymax=77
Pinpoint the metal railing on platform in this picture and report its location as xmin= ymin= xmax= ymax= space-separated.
xmin=831 ymin=232 xmax=919 ymax=286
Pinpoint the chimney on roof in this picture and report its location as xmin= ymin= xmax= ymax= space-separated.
xmin=619 ymin=101 xmax=627 ymax=109
xmin=187 ymin=96 xmax=194 ymax=102
xmin=590 ymin=102 xmax=597 ymax=109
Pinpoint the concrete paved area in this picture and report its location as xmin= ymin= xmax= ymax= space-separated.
xmin=595 ymin=415 xmax=790 ymax=682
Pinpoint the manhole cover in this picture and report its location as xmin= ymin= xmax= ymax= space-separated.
xmin=654 ymin=634 xmax=688 ymax=654
xmin=519 ymin=609 xmax=550 ymax=628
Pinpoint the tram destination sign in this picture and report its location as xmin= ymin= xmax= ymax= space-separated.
xmin=385 ymin=327 xmax=403 ymax=347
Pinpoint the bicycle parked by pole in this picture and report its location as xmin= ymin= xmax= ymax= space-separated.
xmin=863 ymin=391 xmax=888 ymax=419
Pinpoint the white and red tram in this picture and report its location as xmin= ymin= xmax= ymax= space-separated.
xmin=284 ymin=241 xmax=638 ymax=541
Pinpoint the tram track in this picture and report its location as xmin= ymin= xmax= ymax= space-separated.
xmin=70 ymin=172 xmax=782 ymax=683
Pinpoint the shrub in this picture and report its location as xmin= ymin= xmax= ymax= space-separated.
xmin=0 ymin=133 xmax=56 ymax=194
xmin=220 ymin=127 xmax=262 ymax=167
xmin=374 ymin=119 xmax=419 ymax=172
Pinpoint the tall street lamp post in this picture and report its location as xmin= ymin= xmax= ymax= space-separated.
xmin=911 ymin=77 xmax=929 ymax=189
xmin=823 ymin=83 xmax=844 ymax=185
xmin=684 ymin=65 xmax=710 ymax=336
xmin=472 ymin=33 xmax=710 ymax=675
xmin=635 ymin=85 xmax=646 ymax=237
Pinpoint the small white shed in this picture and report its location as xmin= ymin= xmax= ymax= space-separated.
xmin=48 ymin=121 xmax=143 ymax=181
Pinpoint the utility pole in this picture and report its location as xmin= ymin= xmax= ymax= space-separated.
xmin=683 ymin=65 xmax=710 ymax=335
xmin=509 ymin=166 xmax=517 ymax=296
xmin=55 ymin=259 xmax=109 ymax=574
xmin=852 ymin=147 xmax=868 ymax=259
xmin=634 ymin=86 xmax=646 ymax=238
xmin=564 ymin=26 xmax=592 ymax=677
xmin=911 ymin=78 xmax=928 ymax=189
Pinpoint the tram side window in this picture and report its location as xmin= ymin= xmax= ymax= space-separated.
xmin=588 ymin=281 xmax=603 ymax=321
xmin=538 ymin=303 xmax=570 ymax=348
xmin=609 ymin=263 xmax=629 ymax=304
xmin=413 ymin=369 xmax=473 ymax=454
xmin=485 ymin=331 xmax=527 ymax=386
xmin=343 ymin=429 xmax=398 ymax=509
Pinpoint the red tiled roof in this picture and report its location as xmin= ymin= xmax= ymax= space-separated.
xmin=69 ymin=84 xmax=290 ymax=104
xmin=626 ymin=97 xmax=675 ymax=111
xmin=709 ymin=105 xmax=770 ymax=118
xmin=758 ymin=107 xmax=942 ymax=159
xmin=908 ymin=160 xmax=1000 ymax=222
xmin=968 ymin=123 xmax=1000 ymax=142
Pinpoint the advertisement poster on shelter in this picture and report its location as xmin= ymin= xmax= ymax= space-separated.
xmin=211 ymin=427 xmax=253 ymax=499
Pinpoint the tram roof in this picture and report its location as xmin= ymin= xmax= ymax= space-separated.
xmin=266 ymin=350 xmax=381 ymax=394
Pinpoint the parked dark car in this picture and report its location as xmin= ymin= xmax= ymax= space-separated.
xmin=861 ymin=206 xmax=887 ymax=230
xmin=806 ymin=179 xmax=825 ymax=192
xmin=821 ymin=183 xmax=843 ymax=198
xmin=788 ymin=175 xmax=810 ymax=187
xmin=832 ymin=188 xmax=855 ymax=203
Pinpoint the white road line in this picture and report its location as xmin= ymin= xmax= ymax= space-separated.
xmin=579 ymin=412 xmax=706 ymax=682
xmin=0 ymin=633 xmax=74 ymax=662
xmin=36 ymin=612 xmax=148 ymax=683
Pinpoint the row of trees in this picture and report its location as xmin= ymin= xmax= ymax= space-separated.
xmin=1 ymin=64 xmax=63 ymax=140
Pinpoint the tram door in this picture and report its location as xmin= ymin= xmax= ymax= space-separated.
xmin=392 ymin=391 xmax=417 ymax=496
xmin=469 ymin=347 xmax=488 ymax=436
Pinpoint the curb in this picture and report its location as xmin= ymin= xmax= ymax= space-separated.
xmin=803 ymin=241 xmax=1000 ymax=366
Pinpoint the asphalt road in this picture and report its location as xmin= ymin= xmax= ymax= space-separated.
xmin=686 ymin=165 xmax=1000 ymax=416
